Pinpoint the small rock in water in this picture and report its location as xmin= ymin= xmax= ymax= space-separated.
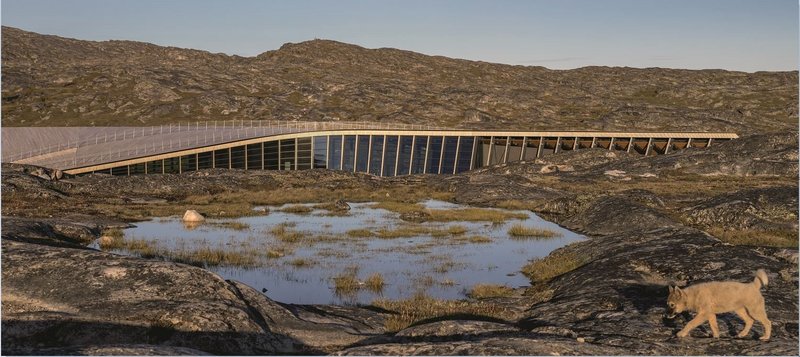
xmin=333 ymin=199 xmax=351 ymax=211
xmin=183 ymin=210 xmax=205 ymax=222
xmin=261 ymin=288 xmax=268 ymax=293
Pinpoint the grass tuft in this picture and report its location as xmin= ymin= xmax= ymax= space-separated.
xmin=364 ymin=273 xmax=385 ymax=292
xmin=521 ymin=250 xmax=586 ymax=283
xmin=447 ymin=225 xmax=468 ymax=236
xmin=707 ymin=227 xmax=798 ymax=248
xmin=427 ymin=208 xmax=527 ymax=223
xmin=346 ymin=228 xmax=373 ymax=238
xmin=281 ymin=204 xmax=313 ymax=214
xmin=467 ymin=284 xmax=515 ymax=299
xmin=372 ymin=293 xmax=515 ymax=332
xmin=333 ymin=273 xmax=361 ymax=296
xmin=507 ymin=224 xmax=562 ymax=239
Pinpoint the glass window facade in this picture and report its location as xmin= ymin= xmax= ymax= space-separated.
xmin=215 ymin=148 xmax=230 ymax=169
xmin=198 ymin=151 xmax=213 ymax=170
xmin=313 ymin=136 xmax=327 ymax=169
xmin=264 ymin=141 xmax=279 ymax=170
xmin=441 ymin=136 xmax=458 ymax=174
xmin=342 ymin=135 xmax=356 ymax=172
xmin=456 ymin=137 xmax=474 ymax=173
xmin=147 ymin=160 xmax=163 ymax=174
xmin=368 ymin=135 xmax=384 ymax=176
xmin=230 ymin=145 xmax=246 ymax=169
xmin=383 ymin=136 xmax=399 ymax=176
xmin=164 ymin=157 xmax=180 ymax=174
xmin=247 ymin=144 xmax=262 ymax=170
xmin=279 ymin=139 xmax=295 ymax=170
xmin=328 ymin=135 xmax=342 ymax=170
xmin=181 ymin=154 xmax=197 ymax=172
xmin=355 ymin=135 xmax=370 ymax=173
xmin=111 ymin=166 xmax=128 ymax=176
xmin=426 ymin=136 xmax=443 ymax=174
xmin=296 ymin=137 xmax=312 ymax=170
xmin=396 ymin=136 xmax=413 ymax=176
xmin=411 ymin=136 xmax=428 ymax=174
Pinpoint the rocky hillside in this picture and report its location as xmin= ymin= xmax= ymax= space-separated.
xmin=2 ymin=26 xmax=797 ymax=133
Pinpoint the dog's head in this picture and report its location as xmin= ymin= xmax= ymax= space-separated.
xmin=666 ymin=286 xmax=687 ymax=318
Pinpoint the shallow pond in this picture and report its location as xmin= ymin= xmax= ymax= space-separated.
xmin=104 ymin=200 xmax=584 ymax=305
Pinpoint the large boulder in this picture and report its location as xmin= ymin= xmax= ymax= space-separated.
xmin=182 ymin=210 xmax=205 ymax=222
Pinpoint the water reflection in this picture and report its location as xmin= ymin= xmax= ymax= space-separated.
xmin=112 ymin=200 xmax=584 ymax=305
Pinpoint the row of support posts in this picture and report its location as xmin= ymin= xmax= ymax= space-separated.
xmin=99 ymin=134 xmax=719 ymax=176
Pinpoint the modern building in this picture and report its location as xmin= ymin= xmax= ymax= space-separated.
xmin=1 ymin=121 xmax=738 ymax=176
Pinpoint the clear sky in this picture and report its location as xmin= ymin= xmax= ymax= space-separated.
xmin=1 ymin=0 xmax=797 ymax=72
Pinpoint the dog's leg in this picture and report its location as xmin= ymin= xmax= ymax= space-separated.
xmin=707 ymin=314 xmax=720 ymax=338
xmin=735 ymin=307 xmax=754 ymax=338
xmin=677 ymin=313 xmax=708 ymax=338
xmin=746 ymin=302 xmax=771 ymax=341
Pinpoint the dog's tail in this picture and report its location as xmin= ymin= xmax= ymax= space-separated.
xmin=753 ymin=269 xmax=769 ymax=289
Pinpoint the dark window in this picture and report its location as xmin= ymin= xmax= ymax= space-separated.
xmin=355 ymin=135 xmax=370 ymax=173
xmin=441 ymin=136 xmax=459 ymax=174
xmin=342 ymin=135 xmax=356 ymax=172
xmin=279 ymin=139 xmax=295 ymax=170
xmin=111 ymin=166 xmax=128 ymax=176
xmin=296 ymin=137 xmax=312 ymax=170
xmin=181 ymin=154 xmax=197 ymax=172
xmin=129 ymin=163 xmax=145 ymax=175
xmin=214 ymin=148 xmax=230 ymax=169
xmin=198 ymin=151 xmax=213 ymax=170
xmin=456 ymin=137 xmax=474 ymax=173
xmin=426 ymin=136 xmax=443 ymax=174
xmin=247 ymin=144 xmax=262 ymax=170
xmin=264 ymin=141 xmax=279 ymax=170
xmin=368 ymin=136 xmax=384 ymax=175
xmin=313 ymin=136 xmax=327 ymax=169
xmin=396 ymin=136 xmax=413 ymax=176
xmin=383 ymin=136 xmax=399 ymax=176
xmin=328 ymin=135 xmax=342 ymax=170
xmin=231 ymin=146 xmax=246 ymax=169
xmin=411 ymin=136 xmax=428 ymax=174
xmin=147 ymin=160 xmax=163 ymax=174
xmin=164 ymin=157 xmax=180 ymax=174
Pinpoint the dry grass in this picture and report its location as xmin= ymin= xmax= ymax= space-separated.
xmin=507 ymin=224 xmax=563 ymax=239
xmin=467 ymin=284 xmax=515 ymax=299
xmin=468 ymin=235 xmax=492 ymax=244
xmin=427 ymin=208 xmax=527 ymax=223
xmin=372 ymin=293 xmax=516 ymax=332
xmin=171 ymin=247 xmax=257 ymax=267
xmin=447 ymin=225 xmax=468 ymax=236
xmin=270 ymin=224 xmax=304 ymax=243
xmin=288 ymin=257 xmax=315 ymax=268
xmin=281 ymin=204 xmax=313 ymax=214
xmin=364 ymin=273 xmax=385 ymax=292
xmin=496 ymin=200 xmax=539 ymax=211
xmin=333 ymin=273 xmax=361 ymax=296
xmin=707 ymin=227 xmax=798 ymax=248
xmin=522 ymin=250 xmax=587 ymax=283
xmin=346 ymin=228 xmax=374 ymax=238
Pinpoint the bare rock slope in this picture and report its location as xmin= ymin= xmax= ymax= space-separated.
xmin=2 ymin=26 xmax=797 ymax=133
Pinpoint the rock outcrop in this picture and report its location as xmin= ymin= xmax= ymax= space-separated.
xmin=2 ymin=26 xmax=797 ymax=133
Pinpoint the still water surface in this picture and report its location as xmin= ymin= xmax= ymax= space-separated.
xmin=112 ymin=200 xmax=583 ymax=305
